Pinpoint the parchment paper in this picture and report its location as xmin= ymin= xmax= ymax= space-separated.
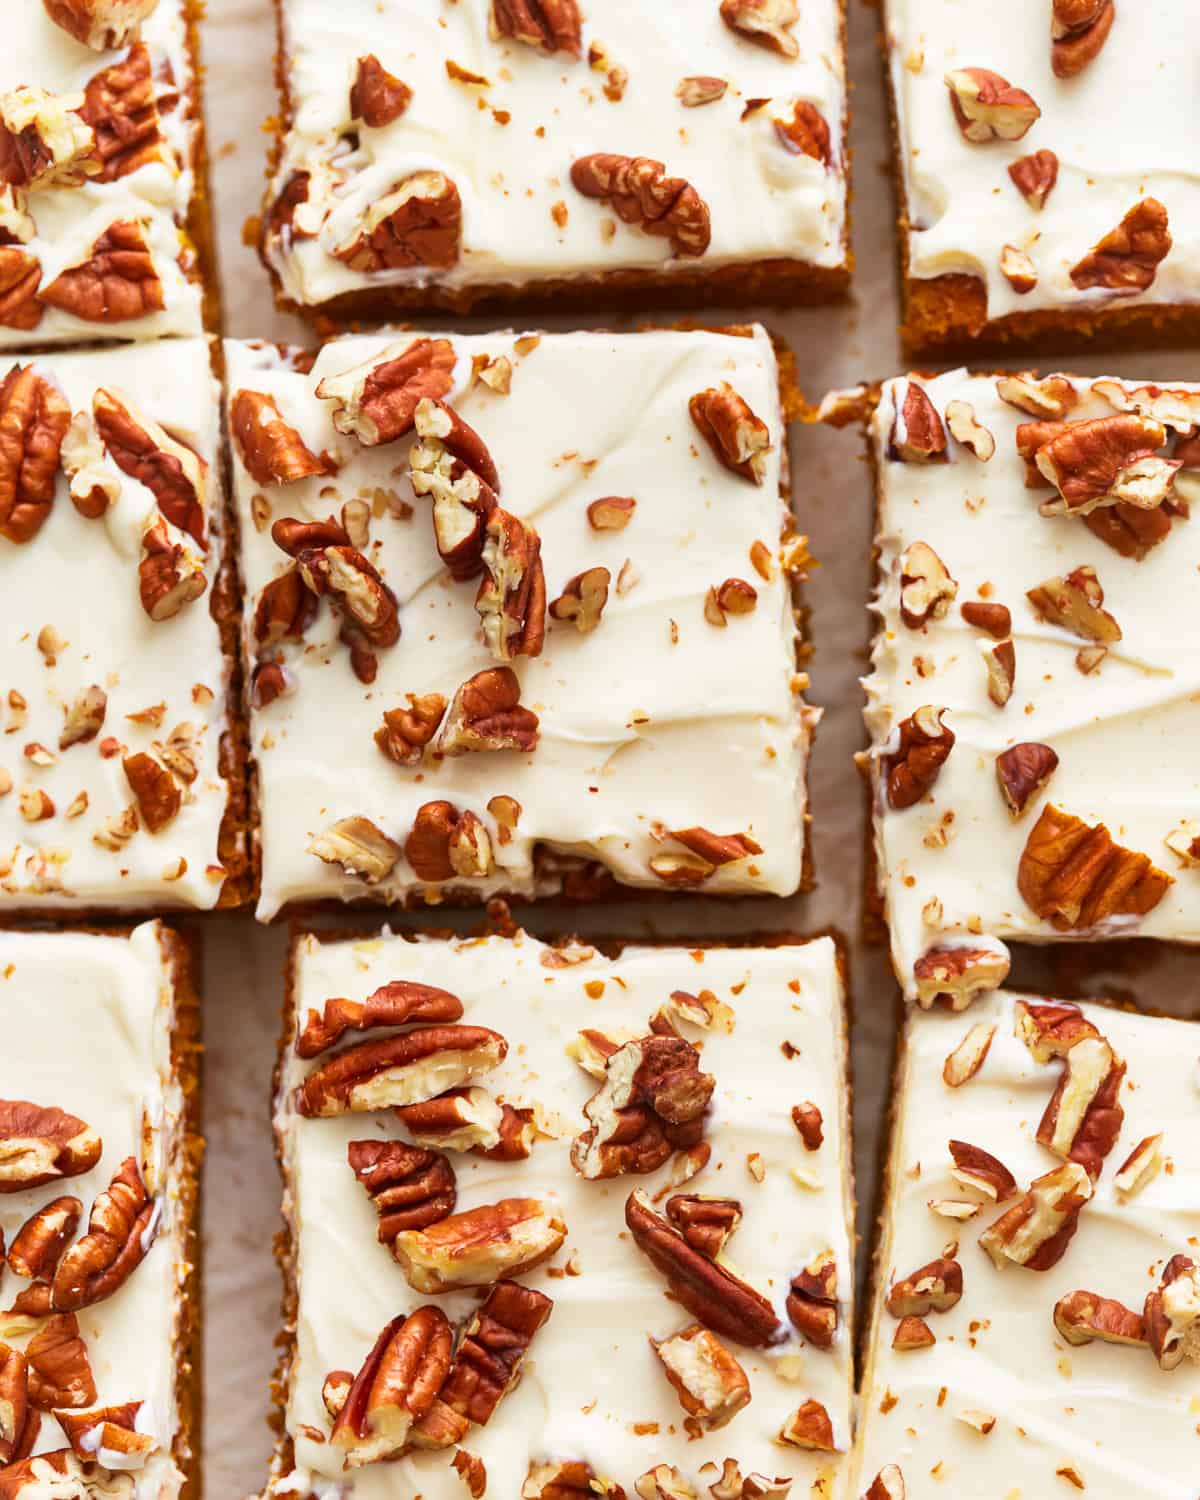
xmin=198 ymin=4 xmax=1200 ymax=1495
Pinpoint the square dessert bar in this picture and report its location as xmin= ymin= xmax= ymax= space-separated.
xmin=863 ymin=369 xmax=1200 ymax=1005
xmin=226 ymin=326 xmax=815 ymax=918
xmin=882 ymin=0 xmax=1200 ymax=356
xmin=260 ymin=0 xmax=849 ymax=322
xmin=0 ymin=338 xmax=245 ymax=914
xmin=852 ymin=990 xmax=1200 ymax=1500
xmin=0 ymin=1 xmax=210 ymax=349
xmin=0 ymin=921 xmax=200 ymax=1500
xmin=270 ymin=927 xmax=854 ymax=1498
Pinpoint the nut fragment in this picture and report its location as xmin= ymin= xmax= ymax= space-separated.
xmin=56 ymin=1402 xmax=155 ymax=1469
xmin=253 ymin=569 xmax=317 ymax=649
xmin=347 ymin=1140 xmax=456 ymax=1242
xmin=890 ymin=381 xmax=946 ymax=463
xmin=786 ymin=1251 xmax=839 ymax=1348
xmin=231 ymin=390 xmax=328 ymax=487
xmin=898 ymin=542 xmax=956 ymax=630
xmin=689 ymin=384 xmax=771 ymax=484
xmin=636 ymin=1467 xmax=695 ymax=1500
xmin=550 ymin=567 xmax=611 ymax=635
xmin=887 ymin=1255 xmax=963 ymax=1318
xmin=571 ymin=1036 xmax=713 ymax=1180
xmin=676 ymin=77 xmax=728 ymax=108
xmin=25 ymin=1314 xmax=96 ymax=1410
xmin=0 ymin=87 xmax=97 ymax=192
xmin=0 ymin=364 xmax=71 ymax=545
xmin=404 ymin=801 xmax=494 ymax=882
xmin=0 ymin=250 xmax=42 ymax=333
xmin=350 ymin=54 xmax=412 ymax=127
xmin=1027 ymin=566 xmax=1121 ymax=643
xmin=883 ymin=706 xmax=954 ymax=810
xmin=1035 ymin=415 xmax=1177 ymax=516
xmin=1008 ymin=149 xmax=1059 ymax=209
xmin=1018 ymin=804 xmax=1172 ymax=932
xmin=42 ymin=1 xmax=159 ymax=50
xmin=778 ymin=1398 xmax=839 ymax=1451
xmin=8 ymin=1197 xmax=81 ymax=1281
xmin=52 ymin=1156 xmax=157 ymax=1311
xmin=0 ymin=1344 xmax=36 ymax=1465
xmin=961 ymin=601 xmax=1011 ymax=638
xmin=996 ymin=741 xmax=1059 ymax=817
xmin=997 ymin=372 xmax=1077 ymax=419
xmin=436 ymin=668 xmax=539 ymax=756
xmin=942 ymin=1022 xmax=996 ymax=1087
xmin=1114 ymin=1133 xmax=1163 ymax=1198
xmin=1144 ymin=1255 xmax=1200 ymax=1371
xmin=295 ymin=1025 xmax=507 ymax=1117
xmin=0 ymin=1101 xmax=101 ymax=1194
xmin=1052 ymin=0 xmax=1115 ymax=76
xmin=40 ymin=219 xmax=164 ymax=324
xmin=944 ymin=68 xmax=1040 ymax=143
xmin=317 ymin=338 xmax=456 ymax=448
xmin=375 ymin=694 xmax=447 ymax=766
xmin=665 ymin=1195 xmax=742 ymax=1260
xmin=94 ymin=387 xmax=208 ymax=544
xmin=440 ymin=1279 xmax=553 ymax=1425
xmin=331 ymin=1306 xmax=453 ymax=1467
xmin=1054 ymin=1289 xmax=1146 ymax=1348
xmin=774 ymin=101 xmax=831 ymax=163
xmin=409 ymin=405 xmax=500 ymax=583
xmin=864 ymin=1468 xmax=906 ymax=1500
xmin=297 ymin=545 xmax=400 ymax=683
xmin=308 ymin=816 xmax=401 ymax=885
xmin=949 ymin=1139 xmax=1017 ymax=1201
xmin=1015 ymin=1000 xmax=1125 ymax=1179
xmin=982 ymin=638 xmax=1016 ymax=706
xmin=587 ymin=495 xmax=636 ymax=531
xmin=122 ymin=750 xmax=180 ymax=833
xmin=945 ymin=400 xmax=995 ymax=459
xmin=476 ymin=509 xmax=547 ymax=661
xmin=719 ymin=0 xmax=800 ymax=58
xmin=1070 ymin=198 xmax=1171 ymax=294
xmin=912 ymin=940 xmax=1011 ymax=1011
xmin=297 ymin=980 xmax=464 ymax=1058
xmin=335 ymin=172 xmax=463 ymax=272
xmin=60 ymin=412 xmax=119 ymax=518
xmin=81 ymin=43 xmax=165 ymax=182
xmin=979 ymin=1161 xmax=1092 ymax=1272
xmin=523 ymin=1462 xmax=624 ymax=1500
xmin=489 ymin=0 xmax=582 ymax=55
xmin=139 ymin=516 xmax=206 ymax=621
xmin=391 ymin=1198 xmax=566 ymax=1293
xmin=1000 ymin=244 xmax=1037 ymax=295
xmin=571 ymin=153 xmax=711 ymax=258
xmin=396 ymin=1087 xmax=531 ymax=1160
xmin=652 ymin=1324 xmax=750 ymax=1431
xmin=892 ymin=1315 xmax=935 ymax=1352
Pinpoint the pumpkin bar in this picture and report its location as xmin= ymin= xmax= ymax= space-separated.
xmin=1 ymin=0 xmax=211 ymax=349
xmin=852 ymin=990 xmax=1200 ymax=1500
xmin=267 ymin=925 xmax=854 ymax=1498
xmin=0 ymin=338 xmax=246 ymax=915
xmin=225 ymin=326 xmax=815 ymax=919
xmin=0 ymin=920 xmax=201 ymax=1500
xmin=260 ymin=0 xmax=849 ymax=324
xmin=863 ymin=369 xmax=1200 ymax=1005
xmin=882 ymin=0 xmax=1200 ymax=356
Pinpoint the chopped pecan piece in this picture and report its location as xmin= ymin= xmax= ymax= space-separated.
xmin=775 ymin=101 xmax=831 ymax=163
xmin=523 ymin=1462 xmax=626 ymax=1500
xmin=791 ymin=1101 xmax=823 ymax=1150
xmin=1091 ymin=379 xmax=1200 ymax=433
xmin=476 ymin=509 xmax=546 ymax=661
xmin=961 ymin=601 xmax=1012 ymax=639
xmin=1035 ymin=415 xmax=1176 ymax=515
xmin=391 ymin=1197 xmax=565 ymax=1293
xmin=94 ymin=387 xmax=207 ymax=544
xmin=297 ymin=545 xmax=400 ymax=683
xmin=1070 ymin=198 xmax=1171 ymax=294
xmin=949 ymin=1140 xmax=1016 ymax=1201
xmin=943 ymin=1022 xmax=996 ymax=1087
xmin=652 ymin=1324 xmax=749 ymax=1432
xmin=331 ymin=1306 xmax=453 ymax=1467
xmin=0 ymin=250 xmax=42 ymax=332
xmin=413 ymin=398 xmax=500 ymax=491
xmin=42 ymin=0 xmax=158 ymax=50
xmin=1114 ymin=1133 xmax=1164 ymax=1197
xmin=892 ymin=1315 xmax=935 ymax=1352
xmin=52 ymin=1156 xmax=156 ymax=1311
xmin=0 ymin=365 xmax=70 ymax=545
xmin=253 ymin=569 xmax=316 ymax=648
xmin=41 ymin=219 xmax=163 ymax=324
xmin=375 ymin=693 xmax=447 ymax=766
xmin=666 ymin=1195 xmax=742 ymax=1259
xmin=122 ymin=750 xmax=180 ymax=833
xmin=297 ymin=980 xmax=463 ymax=1058
xmin=571 ymin=153 xmax=711 ymax=258
xmin=635 ymin=1466 xmax=695 ymax=1500
xmin=437 ymin=667 xmax=539 ymax=755
xmin=996 ymin=741 xmax=1058 ymax=817
xmin=587 ymin=495 xmax=636 ymax=531
xmin=945 ymin=399 xmax=995 ymax=459
xmin=57 ymin=1403 xmax=155 ymax=1470
xmin=571 ymin=1036 xmax=713 ymax=1180
xmin=1008 ymin=148 xmax=1059 ymax=210
xmin=887 ymin=1256 xmax=962 ymax=1318
xmin=944 ymin=68 xmax=1040 ymax=142
xmin=490 ymin=0 xmax=582 ymax=55
xmin=883 ymin=706 xmax=954 ymax=810
xmin=0 ymin=1345 xmax=37 ymax=1465
xmin=404 ymin=801 xmax=494 ymax=882
xmin=1015 ymin=999 xmax=1125 ymax=1178
xmin=59 ymin=687 xmax=108 ymax=754
xmin=231 ymin=389 xmax=328 ymax=487
xmin=778 ymin=1398 xmax=839 ymax=1451
xmin=1000 ymin=243 xmax=1037 ymax=294
xmin=335 ymin=171 xmax=462 ymax=272
xmin=347 ymin=1140 xmax=456 ymax=1242
xmin=1026 ymin=565 xmax=1121 ymax=643
xmin=676 ymin=76 xmax=728 ymax=108
xmin=912 ymin=940 xmax=1011 ymax=1010
xmin=719 ymin=0 xmax=799 ymax=58
xmin=998 ymin=372 xmax=1077 ymax=419
xmin=864 ymin=1468 xmax=906 ymax=1500
xmin=979 ymin=1161 xmax=1092 ymax=1272
xmin=786 ymin=1250 xmax=839 ymax=1348
xmin=139 ymin=515 xmax=206 ymax=620
xmin=550 ymin=567 xmax=610 ymax=635
xmin=0 ymin=1102 xmax=100 ymax=1194
xmin=8 ymin=1198 xmax=81 ymax=1282
xmin=0 ymin=87 xmax=96 ymax=192
xmin=396 ymin=1087 xmax=533 ymax=1161
xmin=295 ymin=1025 xmax=507 ymax=1117
xmin=689 ymin=384 xmax=771 ymax=484
xmin=1052 ymin=0 xmax=1115 ymax=76
xmin=409 ymin=406 xmax=500 ymax=582
xmin=317 ymin=338 xmax=456 ymax=448
xmin=61 ymin=411 xmax=119 ymax=518
xmin=898 ymin=541 xmax=956 ymax=630
xmin=80 ymin=43 xmax=164 ymax=182
xmin=308 ymin=815 xmax=402 ymax=885
xmin=25 ymin=1315 xmax=95 ymax=1411
xmin=889 ymin=380 xmax=946 ymax=462
xmin=1054 ymin=1289 xmax=1146 ymax=1348
xmin=625 ymin=1190 xmax=783 ymax=1347
xmin=270 ymin=513 xmax=351 ymax=556
xmin=350 ymin=55 xmax=412 ymax=127
xmin=1018 ymin=804 xmax=1171 ymax=931
xmin=440 ymin=1279 xmax=553 ymax=1424
xmin=1144 ymin=1255 xmax=1200 ymax=1371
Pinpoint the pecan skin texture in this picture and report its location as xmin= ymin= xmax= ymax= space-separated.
xmin=571 ymin=153 xmax=711 ymax=258
xmin=232 ymin=389 xmax=329 ymax=487
xmin=52 ymin=1156 xmax=157 ymax=1312
xmin=80 ymin=43 xmax=163 ymax=182
xmin=0 ymin=1101 xmax=101 ymax=1194
xmin=439 ymin=1279 xmax=553 ymax=1424
xmin=271 ymin=514 xmax=350 ymax=556
xmin=1071 ymin=198 xmax=1171 ymax=294
xmin=295 ymin=1025 xmax=507 ymax=1117
xmin=437 ymin=667 xmax=539 ymax=755
xmin=0 ymin=365 xmax=70 ymax=545
xmin=347 ymin=1139 xmax=457 ymax=1242
xmin=296 ymin=980 xmax=464 ymax=1058
xmin=0 ymin=250 xmax=43 ymax=332
xmin=336 ymin=171 xmax=462 ymax=272
xmin=350 ymin=55 xmax=412 ymax=127
xmin=689 ymin=384 xmax=771 ymax=484
xmin=883 ymin=707 xmax=954 ymax=810
xmin=1018 ymin=803 xmax=1172 ymax=931
xmin=40 ymin=219 xmax=165 ymax=324
xmin=331 ymin=1306 xmax=454 ymax=1467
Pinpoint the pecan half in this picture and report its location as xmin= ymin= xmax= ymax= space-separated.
xmin=625 ymin=1191 xmax=783 ymax=1347
xmin=665 ymin=1196 xmax=742 ymax=1260
xmin=437 ymin=667 xmax=539 ymax=755
xmin=949 ymin=1140 xmax=1016 ymax=1201
xmin=1026 ymin=565 xmax=1121 ymax=644
xmin=94 ymin=387 xmax=207 ymax=545
xmin=81 ymin=43 xmax=164 ymax=182
xmin=439 ymin=1279 xmax=553 ymax=1424
xmin=945 ymin=68 xmax=1040 ymax=143
xmin=883 ymin=706 xmax=954 ymax=810
xmin=25 ymin=1315 xmax=95 ymax=1411
xmin=0 ymin=87 xmax=97 ymax=192
xmin=1008 ymin=149 xmax=1059 ymax=210
xmin=297 ymin=980 xmax=464 ymax=1058
xmin=295 ymin=1025 xmax=507 ymax=1117
xmin=42 ymin=0 xmax=158 ymax=50
xmin=476 ymin=509 xmax=547 ymax=661
xmin=571 ymin=154 xmax=711 ymax=258
xmin=375 ymin=694 xmax=447 ymax=766
xmin=231 ymin=390 xmax=328 ymax=487
xmin=0 ymin=365 xmax=70 ymax=545
xmin=898 ymin=541 xmax=956 ymax=630
xmin=52 ymin=1156 xmax=156 ymax=1311
xmin=404 ymin=801 xmax=494 ymax=882
xmin=1052 ymin=0 xmax=1115 ymax=77
xmin=912 ymin=941 xmax=1011 ymax=1010
xmin=719 ymin=0 xmax=799 ymax=58
xmin=139 ymin=516 xmax=206 ymax=621
xmin=390 ymin=1198 xmax=566 ymax=1293
xmin=786 ymin=1250 xmax=839 ymax=1348
xmin=652 ymin=1324 xmax=749 ymax=1432
xmin=1015 ymin=1000 xmax=1125 ymax=1178
xmin=317 ymin=337 xmax=456 ymax=448
xmin=1054 ymin=1289 xmax=1145 ymax=1348
xmin=0 ymin=1102 xmax=100 ymax=1194
xmin=1071 ymin=198 xmax=1171 ymax=294
xmin=1144 ymin=1255 xmax=1200 ymax=1371
xmin=1035 ymin=415 xmax=1176 ymax=515
xmin=689 ymin=384 xmax=771 ymax=484
xmin=1018 ymin=804 xmax=1171 ymax=931
xmin=0 ymin=250 xmax=42 ymax=332
xmin=347 ymin=1140 xmax=456 ymax=1242
xmin=122 ymin=750 xmax=180 ymax=832
xmin=41 ymin=219 xmax=163 ymax=324
xmin=979 ymin=1161 xmax=1092 ymax=1272
xmin=571 ymin=1036 xmax=714 ymax=1180
xmin=996 ymin=741 xmax=1058 ymax=817
xmin=889 ymin=380 xmax=946 ymax=462
xmin=335 ymin=171 xmax=462 ymax=272
xmin=490 ymin=0 xmax=582 ymax=55
xmin=887 ymin=1256 xmax=962 ymax=1318
xmin=350 ymin=55 xmax=412 ymax=127
xmin=331 ymin=1306 xmax=453 ymax=1467
xmin=8 ymin=1198 xmax=81 ymax=1281
xmin=550 ymin=567 xmax=610 ymax=635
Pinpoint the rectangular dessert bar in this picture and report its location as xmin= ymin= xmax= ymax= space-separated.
xmin=269 ymin=926 xmax=854 ymax=1498
xmin=852 ymin=990 xmax=1200 ymax=1500
xmin=261 ymin=0 xmax=849 ymax=323
xmin=1 ymin=1 xmax=210 ymax=349
xmin=0 ymin=920 xmax=200 ymax=1500
xmin=882 ymin=0 xmax=1200 ymax=356
xmin=225 ymin=326 xmax=815 ymax=919
xmin=0 ymin=337 xmax=246 ymax=914
xmin=863 ymin=369 xmax=1200 ymax=1005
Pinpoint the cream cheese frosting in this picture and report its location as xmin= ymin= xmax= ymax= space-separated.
xmin=885 ymin=0 xmax=1200 ymax=322
xmin=851 ymin=990 xmax=1200 ymax=1500
xmin=264 ymin=0 xmax=848 ymax=307
xmin=0 ymin=338 xmax=238 ymax=912
xmin=0 ymin=921 xmax=191 ymax=1500
xmin=2 ymin=3 xmax=203 ymax=348
xmin=225 ymin=327 xmax=815 ymax=918
xmin=273 ymin=928 xmax=854 ymax=1499
xmin=863 ymin=369 xmax=1200 ymax=1000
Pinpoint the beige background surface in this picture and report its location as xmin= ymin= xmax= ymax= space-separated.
xmin=198 ymin=3 xmax=1200 ymax=1496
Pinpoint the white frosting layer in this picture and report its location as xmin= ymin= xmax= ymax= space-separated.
xmin=225 ymin=328 xmax=814 ymax=918
xmin=851 ymin=991 xmax=1200 ymax=1500
xmin=276 ymin=929 xmax=854 ymax=1498
xmin=0 ymin=338 xmax=237 ymax=912
xmin=864 ymin=370 xmax=1200 ymax=998
xmin=3 ymin=3 xmax=204 ymax=348
xmin=885 ymin=0 xmax=1200 ymax=321
xmin=0 ymin=922 xmax=190 ymax=1500
xmin=265 ymin=0 xmax=847 ymax=306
